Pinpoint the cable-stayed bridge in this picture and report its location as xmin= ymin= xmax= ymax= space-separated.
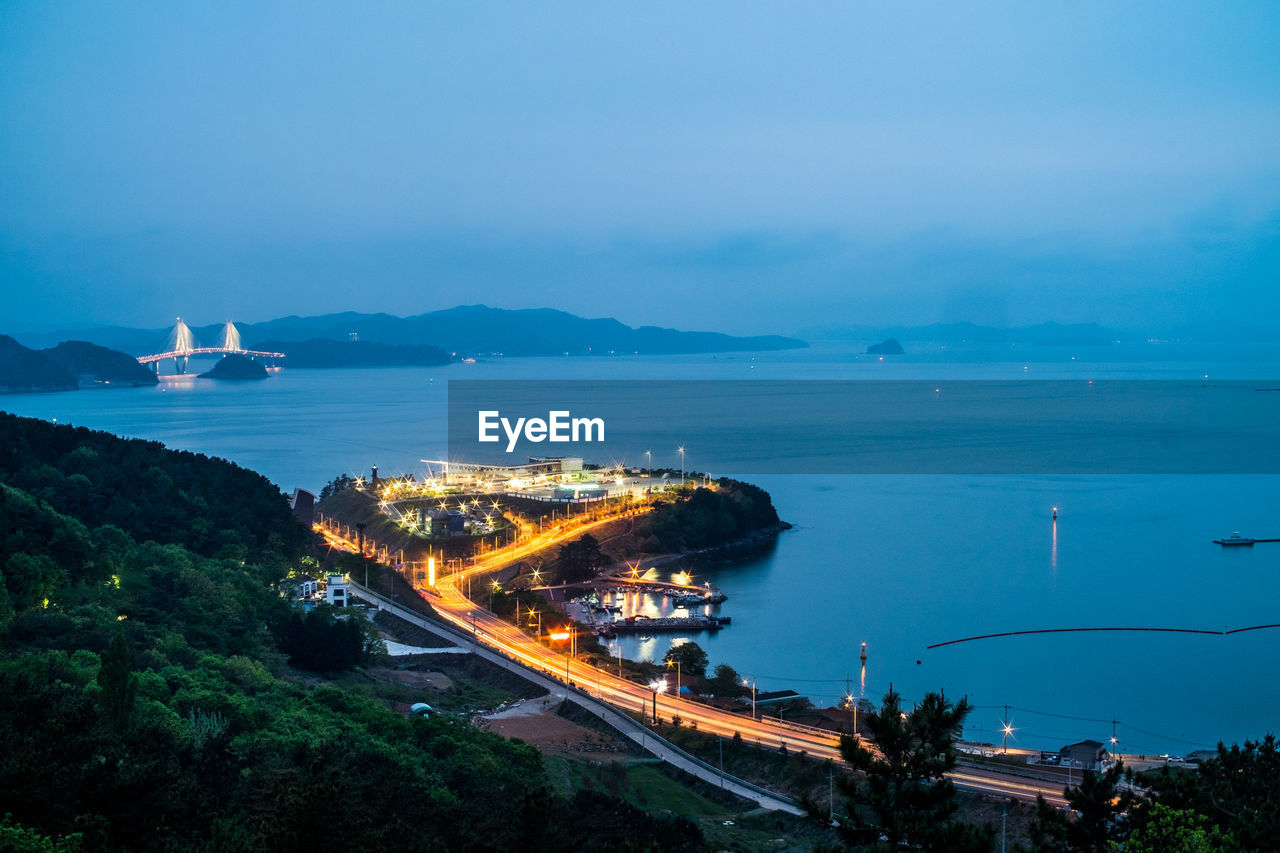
xmin=137 ymin=319 xmax=286 ymax=374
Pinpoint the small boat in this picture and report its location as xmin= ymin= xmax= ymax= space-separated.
xmin=1214 ymin=532 xmax=1256 ymax=547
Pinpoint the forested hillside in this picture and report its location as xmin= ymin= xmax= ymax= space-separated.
xmin=0 ymin=413 xmax=705 ymax=852
xmin=635 ymin=479 xmax=783 ymax=551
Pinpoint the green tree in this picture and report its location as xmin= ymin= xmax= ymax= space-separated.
xmin=708 ymin=663 xmax=745 ymax=698
xmin=837 ymin=686 xmax=991 ymax=852
xmin=663 ymin=641 xmax=709 ymax=678
xmin=1121 ymin=803 xmax=1222 ymax=852
xmin=0 ymin=815 xmax=82 ymax=853
xmin=1029 ymin=761 xmax=1134 ymax=853
xmin=557 ymin=534 xmax=606 ymax=583
xmin=96 ymin=631 xmax=137 ymax=731
xmin=1138 ymin=736 xmax=1280 ymax=851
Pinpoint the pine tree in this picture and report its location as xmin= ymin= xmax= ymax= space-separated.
xmin=837 ymin=685 xmax=992 ymax=851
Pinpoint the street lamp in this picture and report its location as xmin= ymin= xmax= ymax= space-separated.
xmin=645 ymin=450 xmax=652 ymax=493
xmin=743 ymin=677 xmax=757 ymax=719
xmin=490 ymin=580 xmax=500 ymax=611
xmin=649 ymin=677 xmax=667 ymax=723
xmin=844 ymin=693 xmax=859 ymax=737
xmin=667 ymin=658 xmax=681 ymax=707
xmin=549 ymin=627 xmax=573 ymax=683
xmin=677 ymin=447 xmax=685 ymax=486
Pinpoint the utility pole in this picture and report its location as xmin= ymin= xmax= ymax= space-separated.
xmin=829 ymin=765 xmax=834 ymax=824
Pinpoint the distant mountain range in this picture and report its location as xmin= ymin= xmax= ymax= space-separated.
xmin=12 ymin=306 xmax=808 ymax=357
xmin=796 ymin=321 xmax=1120 ymax=346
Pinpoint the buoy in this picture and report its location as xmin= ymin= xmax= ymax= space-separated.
xmin=859 ymin=641 xmax=867 ymax=663
xmin=1052 ymin=506 xmax=1058 ymax=520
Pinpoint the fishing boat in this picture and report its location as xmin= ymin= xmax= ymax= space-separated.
xmin=1214 ymin=532 xmax=1256 ymax=547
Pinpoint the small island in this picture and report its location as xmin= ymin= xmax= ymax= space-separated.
xmin=867 ymin=337 xmax=904 ymax=355
xmin=199 ymin=353 xmax=268 ymax=380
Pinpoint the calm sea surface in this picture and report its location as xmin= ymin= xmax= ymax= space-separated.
xmin=4 ymin=342 xmax=1278 ymax=755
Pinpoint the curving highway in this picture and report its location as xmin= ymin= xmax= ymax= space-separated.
xmin=319 ymin=503 xmax=1068 ymax=808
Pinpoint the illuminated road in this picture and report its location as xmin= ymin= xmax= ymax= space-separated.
xmin=351 ymin=581 xmax=805 ymax=814
xmin=319 ymin=506 xmax=1068 ymax=807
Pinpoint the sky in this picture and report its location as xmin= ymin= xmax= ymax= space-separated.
xmin=2 ymin=2 xmax=1278 ymax=337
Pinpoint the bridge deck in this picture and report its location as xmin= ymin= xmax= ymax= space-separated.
xmin=136 ymin=347 xmax=286 ymax=364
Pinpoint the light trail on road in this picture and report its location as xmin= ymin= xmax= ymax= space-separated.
xmin=318 ymin=505 xmax=1069 ymax=807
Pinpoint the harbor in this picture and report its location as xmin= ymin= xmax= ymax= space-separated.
xmin=564 ymin=577 xmax=735 ymax=640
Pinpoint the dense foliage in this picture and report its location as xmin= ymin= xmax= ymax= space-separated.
xmin=1027 ymin=735 xmax=1280 ymax=852
xmin=1136 ymin=735 xmax=1280 ymax=851
xmin=279 ymin=605 xmax=384 ymax=671
xmin=0 ymin=412 xmax=310 ymax=563
xmin=0 ymin=413 xmax=707 ymax=851
xmin=0 ymin=335 xmax=77 ymax=392
xmin=636 ymin=479 xmax=781 ymax=551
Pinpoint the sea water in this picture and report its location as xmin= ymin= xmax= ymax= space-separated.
xmin=3 ymin=341 xmax=1277 ymax=755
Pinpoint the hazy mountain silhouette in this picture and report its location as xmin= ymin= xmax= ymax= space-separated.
xmin=13 ymin=305 xmax=808 ymax=357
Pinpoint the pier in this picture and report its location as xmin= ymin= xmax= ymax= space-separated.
xmin=1212 ymin=534 xmax=1280 ymax=546
xmin=608 ymin=614 xmax=731 ymax=634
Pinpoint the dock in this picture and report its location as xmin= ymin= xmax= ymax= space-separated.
xmin=606 ymin=615 xmax=732 ymax=634
xmin=1213 ymin=535 xmax=1280 ymax=546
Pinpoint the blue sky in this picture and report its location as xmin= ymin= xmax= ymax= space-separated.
xmin=2 ymin=2 xmax=1278 ymax=335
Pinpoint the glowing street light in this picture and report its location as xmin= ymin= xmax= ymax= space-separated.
xmin=844 ymin=694 xmax=860 ymax=737
xmin=649 ymin=677 xmax=667 ymax=723
xmin=743 ymin=677 xmax=757 ymax=719
xmin=678 ymin=446 xmax=685 ymax=486
xmin=645 ymin=450 xmax=652 ymax=493
xmin=1001 ymin=719 xmax=1015 ymax=753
